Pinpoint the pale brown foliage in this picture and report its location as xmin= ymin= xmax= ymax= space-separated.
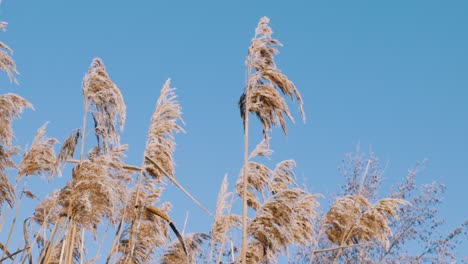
xmin=159 ymin=233 xmax=209 ymax=264
xmin=33 ymin=190 xmax=61 ymax=226
xmin=55 ymin=129 xmax=80 ymax=176
xmin=117 ymin=203 xmax=171 ymax=264
xmin=324 ymin=194 xmax=409 ymax=249
xmin=243 ymin=189 xmax=319 ymax=263
xmin=17 ymin=123 xmax=58 ymax=181
xmin=58 ymin=146 xmax=129 ymax=233
xmin=144 ymin=79 xmax=184 ymax=181
xmin=211 ymin=175 xmax=241 ymax=244
xmin=82 ymin=58 xmax=126 ymax=148
xmin=47 ymin=233 xmax=83 ymax=264
xmin=0 ymin=145 xmax=17 ymax=207
xmin=0 ymin=93 xmax=33 ymax=146
xmin=239 ymin=16 xmax=304 ymax=141
xmin=0 ymin=22 xmax=18 ymax=83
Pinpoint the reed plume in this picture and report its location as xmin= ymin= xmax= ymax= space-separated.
xmin=242 ymin=189 xmax=319 ymax=263
xmin=117 ymin=201 xmax=171 ymax=263
xmin=33 ymin=190 xmax=61 ymax=226
xmin=159 ymin=233 xmax=209 ymax=264
xmin=55 ymin=129 xmax=80 ymax=176
xmin=17 ymin=123 xmax=58 ymax=181
xmin=0 ymin=22 xmax=18 ymax=83
xmin=58 ymin=145 xmax=129 ymax=234
xmin=0 ymin=145 xmax=17 ymax=207
xmin=324 ymin=194 xmax=409 ymax=249
xmin=143 ymin=79 xmax=184 ymax=181
xmin=82 ymin=58 xmax=126 ymax=153
xmin=0 ymin=93 xmax=33 ymax=146
xmin=113 ymin=177 xmax=168 ymax=263
xmin=210 ymin=175 xmax=241 ymax=262
xmin=211 ymin=175 xmax=241 ymax=244
xmin=239 ymin=16 xmax=305 ymax=263
xmin=239 ymin=16 xmax=304 ymax=142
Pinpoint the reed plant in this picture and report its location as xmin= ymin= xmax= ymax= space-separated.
xmin=0 ymin=14 xmax=465 ymax=264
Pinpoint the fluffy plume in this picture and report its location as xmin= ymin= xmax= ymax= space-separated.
xmin=0 ymin=145 xmax=17 ymax=207
xmin=82 ymin=58 xmax=126 ymax=148
xmin=117 ymin=202 xmax=171 ymax=264
xmin=0 ymin=93 xmax=33 ymax=146
xmin=0 ymin=22 xmax=18 ymax=83
xmin=270 ymin=160 xmax=296 ymax=194
xmin=244 ymin=189 xmax=319 ymax=263
xmin=46 ymin=234 xmax=83 ymax=264
xmin=249 ymin=138 xmax=273 ymax=160
xmin=33 ymin=190 xmax=61 ymax=226
xmin=239 ymin=16 xmax=304 ymax=141
xmin=235 ymin=162 xmax=273 ymax=210
xmin=17 ymin=123 xmax=58 ymax=181
xmin=324 ymin=194 xmax=409 ymax=249
xmin=55 ymin=129 xmax=80 ymax=176
xmin=159 ymin=233 xmax=209 ymax=264
xmin=143 ymin=79 xmax=184 ymax=181
xmin=58 ymin=146 xmax=129 ymax=233
xmin=211 ymin=175 xmax=241 ymax=244
xmin=236 ymin=142 xmax=299 ymax=210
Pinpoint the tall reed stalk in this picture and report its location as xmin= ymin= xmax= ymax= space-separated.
xmin=239 ymin=16 xmax=305 ymax=263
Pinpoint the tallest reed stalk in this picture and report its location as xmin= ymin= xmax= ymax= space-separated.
xmin=240 ymin=63 xmax=252 ymax=264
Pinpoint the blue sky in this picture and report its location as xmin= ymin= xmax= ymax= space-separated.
xmin=1 ymin=0 xmax=467 ymax=260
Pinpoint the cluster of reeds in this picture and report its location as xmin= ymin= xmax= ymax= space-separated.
xmin=0 ymin=22 xmax=209 ymax=261
xmin=5 ymin=13 xmax=461 ymax=264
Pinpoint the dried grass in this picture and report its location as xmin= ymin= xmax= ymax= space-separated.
xmin=0 ymin=22 xmax=18 ymax=83
xmin=211 ymin=175 xmax=241 ymax=244
xmin=159 ymin=233 xmax=209 ymax=264
xmin=58 ymin=146 xmax=129 ymax=234
xmin=324 ymin=194 xmax=409 ymax=249
xmin=82 ymin=58 xmax=126 ymax=148
xmin=55 ymin=129 xmax=80 ymax=176
xmin=33 ymin=190 xmax=61 ymax=226
xmin=143 ymin=79 xmax=184 ymax=181
xmin=0 ymin=145 xmax=17 ymax=207
xmin=117 ymin=202 xmax=171 ymax=264
xmin=240 ymin=16 xmax=304 ymax=142
xmin=243 ymin=189 xmax=319 ymax=263
xmin=17 ymin=123 xmax=58 ymax=181
xmin=0 ymin=93 xmax=33 ymax=146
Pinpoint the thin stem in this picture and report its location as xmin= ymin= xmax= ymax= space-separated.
xmin=106 ymin=221 xmax=123 ymax=264
xmin=144 ymin=156 xmax=210 ymax=215
xmin=0 ymin=206 xmax=11 ymax=233
xmin=125 ymin=138 xmax=151 ymax=262
xmin=0 ymin=246 xmax=30 ymax=262
xmin=66 ymin=221 xmax=77 ymax=264
xmin=79 ymin=98 xmax=88 ymax=162
xmin=358 ymin=159 xmax=372 ymax=195
xmin=313 ymin=242 xmax=372 ymax=254
xmin=68 ymin=159 xmax=140 ymax=171
xmin=241 ymin=60 xmax=252 ymax=264
xmin=182 ymin=211 xmax=189 ymax=236
xmin=58 ymin=219 xmax=71 ymax=264
xmin=39 ymin=216 xmax=65 ymax=264
xmin=94 ymin=223 xmax=109 ymax=262
xmin=80 ymin=228 xmax=85 ymax=264
xmin=1 ymin=180 xmax=26 ymax=260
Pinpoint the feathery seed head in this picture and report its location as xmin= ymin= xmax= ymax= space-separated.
xmin=144 ymin=79 xmax=184 ymax=180
xmin=17 ymin=123 xmax=58 ymax=181
xmin=0 ymin=93 xmax=33 ymax=146
xmin=82 ymin=58 xmax=126 ymax=147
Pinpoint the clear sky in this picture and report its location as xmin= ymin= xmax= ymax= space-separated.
xmin=1 ymin=0 xmax=467 ymax=260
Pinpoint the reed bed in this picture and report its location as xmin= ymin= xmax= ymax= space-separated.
xmin=0 ymin=14 xmax=464 ymax=264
